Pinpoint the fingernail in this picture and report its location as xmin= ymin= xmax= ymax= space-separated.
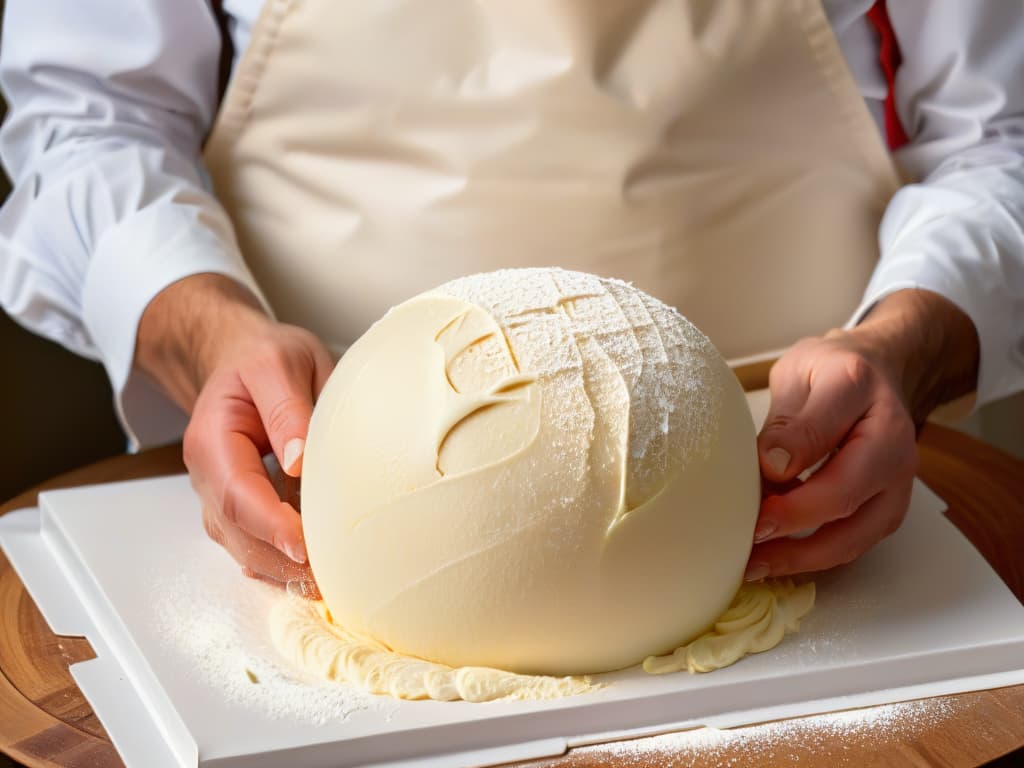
xmin=283 ymin=438 xmax=305 ymax=476
xmin=765 ymin=447 xmax=791 ymax=476
xmin=745 ymin=562 xmax=770 ymax=582
xmin=286 ymin=539 xmax=307 ymax=564
xmin=754 ymin=520 xmax=777 ymax=543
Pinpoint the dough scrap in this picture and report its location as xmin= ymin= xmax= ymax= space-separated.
xmin=270 ymin=596 xmax=597 ymax=702
xmin=643 ymin=578 xmax=816 ymax=675
xmin=270 ymin=578 xmax=815 ymax=701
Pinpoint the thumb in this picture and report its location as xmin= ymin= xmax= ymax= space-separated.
xmin=241 ymin=349 xmax=318 ymax=478
xmin=758 ymin=362 xmax=871 ymax=483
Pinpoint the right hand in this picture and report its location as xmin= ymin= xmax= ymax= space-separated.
xmin=139 ymin=275 xmax=335 ymax=592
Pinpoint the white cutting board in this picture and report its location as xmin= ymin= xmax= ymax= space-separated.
xmin=1 ymin=395 xmax=1023 ymax=768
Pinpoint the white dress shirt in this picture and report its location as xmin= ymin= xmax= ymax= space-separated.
xmin=1 ymin=0 xmax=1023 ymax=447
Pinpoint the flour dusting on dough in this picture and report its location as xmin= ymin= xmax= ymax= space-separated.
xmin=302 ymin=268 xmax=760 ymax=676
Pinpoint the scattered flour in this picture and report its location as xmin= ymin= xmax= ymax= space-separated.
xmin=529 ymin=697 xmax=963 ymax=767
xmin=150 ymin=551 xmax=392 ymax=725
xmin=146 ymin=547 xmax=968 ymax=763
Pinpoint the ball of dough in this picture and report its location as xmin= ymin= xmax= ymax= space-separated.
xmin=302 ymin=268 xmax=759 ymax=675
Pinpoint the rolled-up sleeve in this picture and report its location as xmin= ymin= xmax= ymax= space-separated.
xmin=851 ymin=1 xmax=1024 ymax=407
xmin=0 ymin=0 xmax=270 ymax=447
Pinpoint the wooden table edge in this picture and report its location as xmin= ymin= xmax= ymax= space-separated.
xmin=0 ymin=428 xmax=1021 ymax=768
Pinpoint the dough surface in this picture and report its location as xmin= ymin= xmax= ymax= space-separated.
xmin=301 ymin=268 xmax=761 ymax=676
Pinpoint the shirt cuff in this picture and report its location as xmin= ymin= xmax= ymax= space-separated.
xmin=847 ymin=256 xmax=1023 ymax=409
xmin=82 ymin=201 xmax=271 ymax=449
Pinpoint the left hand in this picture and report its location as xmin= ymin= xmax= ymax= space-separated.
xmin=745 ymin=328 xmax=919 ymax=580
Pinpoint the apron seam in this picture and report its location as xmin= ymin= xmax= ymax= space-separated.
xmin=208 ymin=0 xmax=296 ymax=149
xmin=797 ymin=0 xmax=902 ymax=198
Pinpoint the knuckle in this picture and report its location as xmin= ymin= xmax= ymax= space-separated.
xmin=316 ymin=344 xmax=337 ymax=372
xmin=246 ymin=338 xmax=291 ymax=375
xmin=265 ymin=396 xmax=306 ymax=439
xmin=890 ymin=403 xmax=916 ymax=433
xmin=835 ymin=490 xmax=859 ymax=521
xmin=798 ymin=420 xmax=827 ymax=461
xmin=763 ymin=411 xmax=798 ymax=435
xmin=761 ymin=413 xmax=788 ymax=437
xmin=265 ymin=334 xmax=305 ymax=370
xmin=271 ymin=532 xmax=290 ymax=556
xmin=292 ymin=326 xmax=319 ymax=352
xmin=888 ymin=418 xmax=919 ymax=477
xmin=769 ymin=361 xmax=801 ymax=389
xmin=841 ymin=353 xmax=875 ymax=394
xmin=895 ymin=417 xmax=916 ymax=445
xmin=182 ymin=425 xmax=200 ymax=471
xmin=220 ymin=481 xmax=243 ymax=526
xmin=267 ymin=343 xmax=293 ymax=371
xmin=882 ymin=513 xmax=904 ymax=538
xmin=834 ymin=545 xmax=861 ymax=567
xmin=202 ymin=512 xmax=224 ymax=546
xmin=767 ymin=352 xmax=800 ymax=388
xmin=874 ymin=504 xmax=906 ymax=542
xmin=767 ymin=418 xmax=823 ymax=465
xmin=760 ymin=414 xmax=824 ymax=466
xmin=901 ymin=446 xmax=921 ymax=478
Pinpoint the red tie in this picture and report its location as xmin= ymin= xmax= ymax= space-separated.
xmin=866 ymin=0 xmax=910 ymax=150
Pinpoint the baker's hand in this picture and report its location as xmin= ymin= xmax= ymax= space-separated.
xmin=138 ymin=274 xmax=335 ymax=593
xmin=746 ymin=289 xmax=980 ymax=580
xmin=745 ymin=330 xmax=917 ymax=580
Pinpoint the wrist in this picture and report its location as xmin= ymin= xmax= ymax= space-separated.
xmin=849 ymin=289 xmax=980 ymax=427
xmin=137 ymin=273 xmax=270 ymax=411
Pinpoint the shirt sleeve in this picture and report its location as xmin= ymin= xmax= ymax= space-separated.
xmin=850 ymin=1 xmax=1024 ymax=407
xmin=0 ymin=0 xmax=271 ymax=448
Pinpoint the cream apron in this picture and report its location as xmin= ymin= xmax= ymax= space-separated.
xmin=204 ymin=0 xmax=901 ymax=365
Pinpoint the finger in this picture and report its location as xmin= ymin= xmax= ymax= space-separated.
xmin=240 ymin=566 xmax=323 ymax=600
xmin=756 ymin=357 xmax=812 ymax=482
xmin=209 ymin=428 xmax=308 ymax=562
xmin=758 ymin=356 xmax=875 ymax=482
xmin=264 ymin=452 xmax=302 ymax=511
xmin=202 ymin=507 xmax=226 ymax=548
xmin=311 ymin=343 xmax=336 ymax=399
xmin=219 ymin=521 xmax=316 ymax=588
xmin=756 ymin=401 xmax=916 ymax=541
xmin=241 ymin=349 xmax=318 ymax=478
xmin=761 ymin=474 xmax=803 ymax=498
xmin=745 ymin=479 xmax=912 ymax=579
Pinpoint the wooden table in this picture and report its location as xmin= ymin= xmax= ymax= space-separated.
xmin=0 ymin=425 xmax=1022 ymax=768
